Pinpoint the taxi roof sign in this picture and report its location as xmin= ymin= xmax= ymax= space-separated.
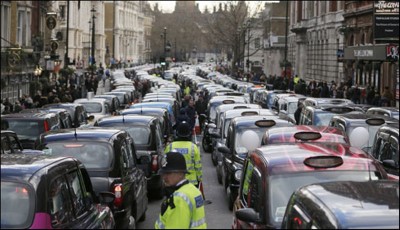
xmin=294 ymin=131 xmax=322 ymax=141
xmin=304 ymin=156 xmax=343 ymax=169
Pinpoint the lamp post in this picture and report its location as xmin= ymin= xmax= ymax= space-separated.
xmin=245 ymin=21 xmax=251 ymax=73
xmin=91 ymin=6 xmax=96 ymax=69
xmin=88 ymin=20 xmax=91 ymax=68
xmin=33 ymin=65 xmax=42 ymax=96
xmin=160 ymin=27 xmax=167 ymax=71
xmin=283 ymin=0 xmax=289 ymax=79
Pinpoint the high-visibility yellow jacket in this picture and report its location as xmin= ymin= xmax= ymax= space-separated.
xmin=294 ymin=76 xmax=300 ymax=85
xmin=184 ymin=86 xmax=191 ymax=96
xmin=155 ymin=182 xmax=207 ymax=229
xmin=164 ymin=141 xmax=202 ymax=186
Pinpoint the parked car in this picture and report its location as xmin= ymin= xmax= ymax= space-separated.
xmin=73 ymin=98 xmax=112 ymax=125
xmin=218 ymin=115 xmax=294 ymax=210
xmin=329 ymin=114 xmax=398 ymax=151
xmin=42 ymin=103 xmax=92 ymax=128
xmin=369 ymin=123 xmax=399 ymax=180
xmin=95 ymin=94 xmax=121 ymax=114
xmin=366 ymin=107 xmax=399 ymax=120
xmin=129 ymin=102 xmax=176 ymax=128
xmin=36 ymin=127 xmax=148 ymax=228
xmin=120 ymin=107 xmax=172 ymax=139
xmin=1 ymin=153 xmax=115 ymax=229
xmin=232 ymin=142 xmax=389 ymax=229
xmin=302 ymin=97 xmax=353 ymax=107
xmin=20 ymin=108 xmax=74 ymax=129
xmin=1 ymin=110 xmax=62 ymax=149
xmin=94 ymin=115 xmax=165 ymax=198
xmin=299 ymin=105 xmax=363 ymax=126
xmin=281 ymin=180 xmax=399 ymax=229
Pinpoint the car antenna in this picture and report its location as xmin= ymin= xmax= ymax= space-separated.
xmin=122 ymin=114 xmax=125 ymax=123
xmin=74 ymin=128 xmax=78 ymax=140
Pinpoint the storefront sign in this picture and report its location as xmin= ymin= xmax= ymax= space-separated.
xmin=344 ymin=44 xmax=387 ymax=61
xmin=374 ymin=1 xmax=399 ymax=40
xmin=354 ymin=50 xmax=373 ymax=57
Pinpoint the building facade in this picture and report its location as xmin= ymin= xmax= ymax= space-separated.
xmin=263 ymin=1 xmax=288 ymax=77
xmin=288 ymin=1 xmax=346 ymax=83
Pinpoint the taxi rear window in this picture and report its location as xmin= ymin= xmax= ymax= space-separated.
xmin=1 ymin=181 xmax=35 ymax=229
xmin=41 ymin=142 xmax=113 ymax=170
xmin=1 ymin=120 xmax=41 ymax=141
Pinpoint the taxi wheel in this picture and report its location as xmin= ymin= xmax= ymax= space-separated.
xmin=226 ymin=186 xmax=234 ymax=211
xmin=211 ymin=151 xmax=217 ymax=166
xmin=202 ymin=137 xmax=212 ymax=153
xmin=216 ymin=167 xmax=222 ymax=184
xmin=128 ymin=215 xmax=136 ymax=229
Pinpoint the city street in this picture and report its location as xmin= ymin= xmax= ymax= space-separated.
xmin=137 ymin=136 xmax=233 ymax=229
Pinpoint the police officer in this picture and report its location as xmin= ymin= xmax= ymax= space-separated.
xmin=165 ymin=121 xmax=203 ymax=187
xmin=155 ymin=151 xmax=207 ymax=229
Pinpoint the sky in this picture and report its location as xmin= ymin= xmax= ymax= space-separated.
xmin=148 ymin=1 xmax=271 ymax=14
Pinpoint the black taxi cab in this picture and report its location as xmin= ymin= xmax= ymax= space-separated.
xmin=1 ymin=154 xmax=115 ymax=229
xmin=281 ymin=180 xmax=399 ymax=229
xmin=369 ymin=123 xmax=399 ymax=180
xmin=35 ymin=127 xmax=147 ymax=228
xmin=329 ymin=114 xmax=398 ymax=151
xmin=232 ymin=141 xmax=389 ymax=229
xmin=94 ymin=115 xmax=165 ymax=198
xmin=217 ymin=115 xmax=294 ymax=210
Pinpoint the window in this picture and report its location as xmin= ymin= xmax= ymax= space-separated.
xmin=1 ymin=3 xmax=11 ymax=48
xmin=254 ymin=38 xmax=260 ymax=49
xmin=49 ymin=176 xmax=74 ymax=227
xmin=241 ymin=161 xmax=264 ymax=218
xmin=286 ymin=205 xmax=312 ymax=229
xmin=16 ymin=8 xmax=31 ymax=47
xmin=65 ymin=171 xmax=86 ymax=216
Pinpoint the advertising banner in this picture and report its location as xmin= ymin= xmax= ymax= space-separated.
xmin=374 ymin=1 xmax=399 ymax=40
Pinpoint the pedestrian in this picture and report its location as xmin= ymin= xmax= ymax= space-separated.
xmin=3 ymin=98 xmax=13 ymax=113
xmin=155 ymin=151 xmax=207 ymax=229
xmin=195 ymin=95 xmax=207 ymax=132
xmin=381 ymin=86 xmax=394 ymax=107
xmin=294 ymin=100 xmax=304 ymax=125
xmin=164 ymin=121 xmax=203 ymax=187
xmin=185 ymin=98 xmax=197 ymax=132
xmin=351 ymin=84 xmax=361 ymax=104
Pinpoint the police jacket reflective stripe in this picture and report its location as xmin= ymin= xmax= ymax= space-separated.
xmin=165 ymin=141 xmax=203 ymax=185
xmin=155 ymin=182 xmax=207 ymax=229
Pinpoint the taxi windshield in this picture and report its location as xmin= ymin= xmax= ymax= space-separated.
xmin=314 ymin=112 xmax=338 ymax=126
xmin=268 ymin=171 xmax=380 ymax=228
xmin=234 ymin=128 xmax=265 ymax=158
xmin=41 ymin=142 xmax=113 ymax=170
xmin=1 ymin=181 xmax=34 ymax=229
xmin=81 ymin=102 xmax=102 ymax=113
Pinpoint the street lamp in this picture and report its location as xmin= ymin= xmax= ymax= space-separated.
xmin=33 ymin=65 xmax=42 ymax=96
xmin=91 ymin=6 xmax=96 ymax=69
xmin=160 ymin=27 xmax=167 ymax=70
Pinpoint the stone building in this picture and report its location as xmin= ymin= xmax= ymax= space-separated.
xmin=104 ymin=1 xmax=153 ymax=66
xmin=288 ymin=1 xmax=346 ymax=83
xmin=342 ymin=0 xmax=399 ymax=98
xmin=263 ymin=2 xmax=288 ymax=77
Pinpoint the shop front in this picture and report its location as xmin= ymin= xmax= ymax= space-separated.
xmin=344 ymin=44 xmax=399 ymax=104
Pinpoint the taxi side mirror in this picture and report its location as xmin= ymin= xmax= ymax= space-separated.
xmin=382 ymin=159 xmax=397 ymax=169
xmin=208 ymin=123 xmax=216 ymax=129
xmin=235 ymin=208 xmax=262 ymax=224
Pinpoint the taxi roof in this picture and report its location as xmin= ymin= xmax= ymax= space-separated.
xmin=299 ymin=180 xmax=399 ymax=228
xmin=96 ymin=115 xmax=156 ymax=126
xmin=231 ymin=115 xmax=293 ymax=127
xmin=1 ymin=153 xmax=76 ymax=179
xmin=40 ymin=127 xmax=124 ymax=141
xmin=331 ymin=113 xmax=399 ymax=124
xmin=263 ymin=125 xmax=348 ymax=144
xmin=254 ymin=143 xmax=381 ymax=175
xmin=224 ymin=109 xmax=276 ymax=118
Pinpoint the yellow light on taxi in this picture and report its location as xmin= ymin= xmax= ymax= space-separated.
xmin=64 ymin=144 xmax=84 ymax=148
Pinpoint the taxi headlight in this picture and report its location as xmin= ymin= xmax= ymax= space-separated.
xmin=234 ymin=169 xmax=242 ymax=181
